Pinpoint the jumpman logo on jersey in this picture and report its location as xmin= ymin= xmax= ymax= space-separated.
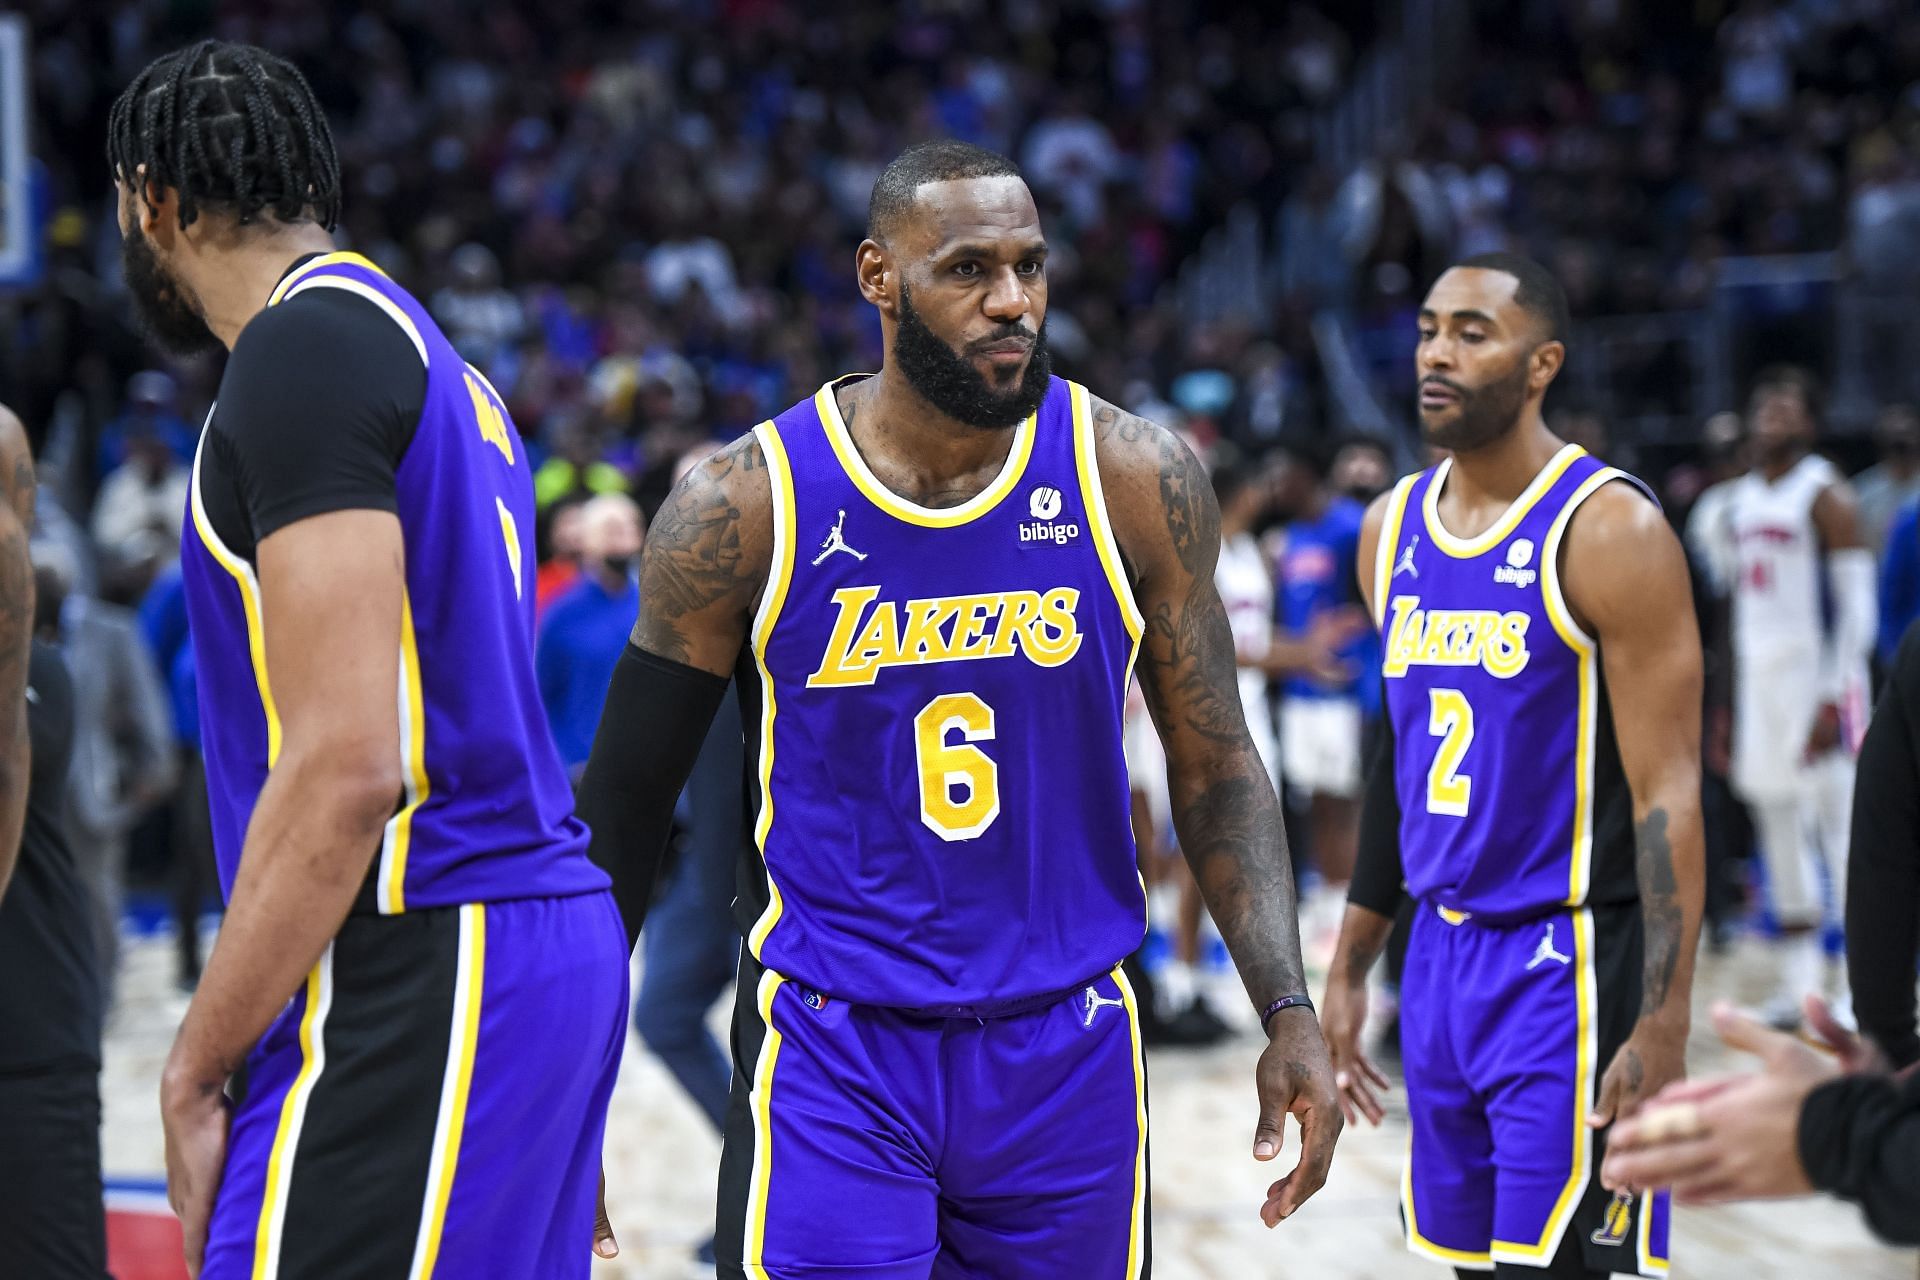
xmin=811 ymin=509 xmax=868 ymax=566
xmin=1082 ymin=986 xmax=1126 ymax=1028
xmin=1525 ymin=922 xmax=1572 ymax=970
xmin=1395 ymin=535 xmax=1421 ymax=579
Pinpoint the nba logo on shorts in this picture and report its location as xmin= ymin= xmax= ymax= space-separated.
xmin=1590 ymin=1189 xmax=1633 ymax=1246
xmin=801 ymin=988 xmax=830 ymax=1011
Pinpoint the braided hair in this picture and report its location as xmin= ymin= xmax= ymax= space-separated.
xmin=108 ymin=40 xmax=340 ymax=232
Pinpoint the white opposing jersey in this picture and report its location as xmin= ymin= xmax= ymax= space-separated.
xmin=1725 ymin=454 xmax=1839 ymax=662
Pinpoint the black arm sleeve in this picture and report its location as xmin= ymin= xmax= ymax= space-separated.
xmin=1797 ymin=1070 xmax=1920 ymax=1245
xmin=1847 ymin=623 xmax=1920 ymax=1069
xmin=215 ymin=288 xmax=426 ymax=547
xmin=575 ymin=643 xmax=730 ymax=954
xmin=1349 ymin=692 xmax=1405 ymax=918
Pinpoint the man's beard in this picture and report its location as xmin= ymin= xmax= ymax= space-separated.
xmin=1419 ymin=360 xmax=1531 ymax=453
xmin=893 ymin=285 xmax=1052 ymax=430
xmin=122 ymin=231 xmax=220 ymax=356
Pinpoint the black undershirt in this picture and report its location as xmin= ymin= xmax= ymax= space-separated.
xmin=0 ymin=643 xmax=94 ymax=1074
xmin=199 ymin=258 xmax=427 ymax=562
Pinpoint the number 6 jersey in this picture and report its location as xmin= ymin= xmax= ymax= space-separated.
xmin=1374 ymin=445 xmax=1653 ymax=922
xmin=182 ymin=252 xmax=603 ymax=915
xmin=740 ymin=375 xmax=1145 ymax=1011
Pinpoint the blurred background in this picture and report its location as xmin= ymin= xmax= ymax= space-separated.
xmin=5 ymin=0 xmax=1920 ymax=1276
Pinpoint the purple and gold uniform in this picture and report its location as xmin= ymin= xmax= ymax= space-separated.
xmin=714 ymin=375 xmax=1150 ymax=1278
xmin=1375 ymin=445 xmax=1671 ymax=1276
xmin=183 ymin=253 xmax=625 ymax=1279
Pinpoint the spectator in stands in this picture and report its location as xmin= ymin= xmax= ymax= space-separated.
xmin=91 ymin=417 xmax=189 ymax=571
xmin=536 ymin=492 xmax=643 ymax=775
xmin=431 ymin=242 xmax=526 ymax=374
xmin=1328 ymin=433 xmax=1394 ymax=504
xmin=1854 ymin=403 xmax=1920 ymax=559
xmin=535 ymin=494 xmax=589 ymax=618
xmin=94 ymin=370 xmax=195 ymax=484
xmin=35 ymin=554 xmax=174 ymax=1002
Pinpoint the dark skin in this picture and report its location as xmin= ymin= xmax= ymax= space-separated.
xmin=593 ymin=175 xmax=1340 ymax=1257
xmin=1320 ymin=268 xmax=1704 ymax=1147
xmin=0 ymin=404 xmax=33 ymax=905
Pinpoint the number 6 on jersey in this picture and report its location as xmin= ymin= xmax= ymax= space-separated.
xmin=914 ymin=692 xmax=1000 ymax=841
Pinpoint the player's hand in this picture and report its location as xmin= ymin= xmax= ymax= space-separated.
xmin=1589 ymin=1012 xmax=1687 ymax=1131
xmin=1803 ymin=702 xmax=1842 ymax=760
xmin=1304 ymin=608 xmax=1367 ymax=684
xmin=593 ymin=1164 xmax=618 ymax=1259
xmin=1600 ymin=1002 xmax=1833 ymax=1203
xmin=1253 ymin=1007 xmax=1344 ymax=1227
xmin=161 ymin=1070 xmax=231 ymax=1278
xmin=1801 ymin=993 xmax=1888 ymax=1074
xmin=1319 ymin=974 xmax=1390 ymax=1127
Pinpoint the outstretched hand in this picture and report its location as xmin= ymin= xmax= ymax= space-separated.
xmin=1253 ymin=1008 xmax=1345 ymax=1227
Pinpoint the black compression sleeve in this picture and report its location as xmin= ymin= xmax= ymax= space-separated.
xmin=1797 ymin=1071 xmax=1920 ymax=1245
xmin=576 ymin=643 xmax=730 ymax=954
xmin=216 ymin=288 xmax=425 ymax=544
xmin=1349 ymin=692 xmax=1405 ymax=918
xmin=1847 ymin=624 xmax=1920 ymax=1068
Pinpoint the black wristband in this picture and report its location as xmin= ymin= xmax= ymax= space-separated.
xmin=1260 ymin=993 xmax=1315 ymax=1031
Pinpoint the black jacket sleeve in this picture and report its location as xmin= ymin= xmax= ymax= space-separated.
xmin=575 ymin=643 xmax=730 ymax=954
xmin=1798 ymin=1069 xmax=1920 ymax=1245
xmin=1847 ymin=622 xmax=1920 ymax=1069
xmin=1349 ymin=692 xmax=1405 ymax=918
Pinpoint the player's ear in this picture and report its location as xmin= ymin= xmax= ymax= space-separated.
xmin=855 ymin=239 xmax=895 ymax=314
xmin=1530 ymin=339 xmax=1566 ymax=396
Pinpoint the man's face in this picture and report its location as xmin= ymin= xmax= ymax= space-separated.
xmin=1414 ymin=268 xmax=1554 ymax=453
xmin=1748 ymin=386 xmax=1812 ymax=463
xmin=882 ymin=177 xmax=1052 ymax=430
xmin=116 ymin=178 xmax=219 ymax=357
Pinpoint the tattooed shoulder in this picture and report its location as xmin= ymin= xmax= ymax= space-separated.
xmin=1090 ymin=396 xmax=1218 ymax=579
xmin=632 ymin=431 xmax=771 ymax=664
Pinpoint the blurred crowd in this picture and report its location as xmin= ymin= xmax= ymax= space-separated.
xmin=3 ymin=0 xmax=1920 ymax=1007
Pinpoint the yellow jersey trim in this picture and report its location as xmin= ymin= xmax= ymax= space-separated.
xmin=265 ymin=250 xmax=387 ymax=307
xmin=251 ymin=947 xmax=334 ymax=1280
xmin=1113 ymin=967 xmax=1150 ymax=1280
xmin=1637 ymin=1190 xmax=1668 ymax=1275
xmin=407 ymin=903 xmax=485 ymax=1280
xmin=378 ymin=595 xmax=431 ymax=915
xmin=1542 ymin=468 xmax=1631 ymax=905
xmin=742 ymin=969 xmax=788 ymax=1276
xmin=813 ymin=380 xmax=1036 ymax=528
xmin=1489 ymin=907 xmax=1599 ymax=1264
xmin=1373 ymin=474 xmax=1418 ymax=626
xmin=1069 ymin=381 xmax=1144 ymax=644
xmin=190 ymin=422 xmax=283 ymax=766
xmin=1421 ymin=444 xmax=1586 ymax=559
xmin=746 ymin=421 xmax=796 ymax=960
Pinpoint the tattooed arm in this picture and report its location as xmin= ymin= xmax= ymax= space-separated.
xmin=1563 ymin=481 xmax=1706 ymax=1129
xmin=0 ymin=406 xmax=32 ymax=903
xmin=1094 ymin=398 xmax=1342 ymax=1227
xmin=577 ymin=432 xmax=771 ymax=951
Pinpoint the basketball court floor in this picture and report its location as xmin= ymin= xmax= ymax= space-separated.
xmin=100 ymin=929 xmax=1916 ymax=1279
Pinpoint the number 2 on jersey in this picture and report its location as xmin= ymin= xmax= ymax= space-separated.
xmin=914 ymin=692 xmax=1000 ymax=841
xmin=1426 ymin=688 xmax=1473 ymax=817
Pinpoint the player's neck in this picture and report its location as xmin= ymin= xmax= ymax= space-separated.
xmin=1444 ymin=416 xmax=1564 ymax=507
xmin=1758 ymin=448 xmax=1806 ymax=483
xmin=187 ymin=224 xmax=341 ymax=350
xmin=840 ymin=372 xmax=1021 ymax=504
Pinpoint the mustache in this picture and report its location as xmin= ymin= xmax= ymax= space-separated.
xmin=965 ymin=325 xmax=1038 ymax=352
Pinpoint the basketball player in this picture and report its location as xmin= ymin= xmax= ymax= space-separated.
xmin=111 ymin=42 xmax=625 ymax=1278
xmin=1715 ymin=368 xmax=1872 ymax=1026
xmin=1321 ymin=254 xmax=1705 ymax=1278
xmin=579 ymin=141 xmax=1341 ymax=1275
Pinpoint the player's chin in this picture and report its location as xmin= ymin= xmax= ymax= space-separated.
xmin=1416 ymin=404 xmax=1462 ymax=438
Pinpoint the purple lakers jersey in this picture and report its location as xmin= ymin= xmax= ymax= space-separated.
xmin=182 ymin=253 xmax=602 ymax=912
xmin=1375 ymin=445 xmax=1648 ymax=922
xmin=740 ymin=375 xmax=1145 ymax=1009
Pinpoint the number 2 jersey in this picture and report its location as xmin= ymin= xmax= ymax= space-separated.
xmin=739 ymin=375 xmax=1146 ymax=1011
xmin=1374 ymin=445 xmax=1650 ymax=922
xmin=182 ymin=252 xmax=603 ymax=913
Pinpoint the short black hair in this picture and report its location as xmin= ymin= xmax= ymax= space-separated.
xmin=1453 ymin=252 xmax=1571 ymax=344
xmin=1749 ymin=363 xmax=1823 ymax=420
xmin=1211 ymin=455 xmax=1256 ymax=508
xmin=108 ymin=40 xmax=341 ymax=232
xmin=867 ymin=140 xmax=1024 ymax=243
